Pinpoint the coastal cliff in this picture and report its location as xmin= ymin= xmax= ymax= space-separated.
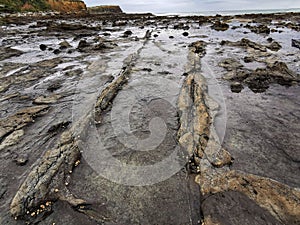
xmin=88 ymin=5 xmax=123 ymax=14
xmin=0 ymin=0 xmax=87 ymax=13
xmin=46 ymin=0 xmax=86 ymax=13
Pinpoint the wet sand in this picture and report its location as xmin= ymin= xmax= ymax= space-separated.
xmin=0 ymin=12 xmax=299 ymax=225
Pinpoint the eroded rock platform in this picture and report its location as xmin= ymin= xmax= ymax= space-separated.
xmin=0 ymin=11 xmax=299 ymax=225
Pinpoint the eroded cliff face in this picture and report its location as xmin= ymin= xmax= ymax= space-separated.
xmin=0 ymin=0 xmax=87 ymax=12
xmin=46 ymin=0 xmax=86 ymax=13
xmin=0 ymin=0 xmax=50 ymax=12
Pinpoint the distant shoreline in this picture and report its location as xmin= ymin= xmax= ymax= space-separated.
xmin=155 ymin=8 xmax=300 ymax=16
xmin=1 ymin=6 xmax=300 ymax=19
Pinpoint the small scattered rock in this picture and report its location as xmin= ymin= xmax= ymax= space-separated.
xmin=174 ymin=23 xmax=190 ymax=30
xmin=93 ymin=42 xmax=108 ymax=50
xmin=53 ymin=49 xmax=60 ymax=55
xmin=220 ymin=40 xmax=228 ymax=45
xmin=103 ymin=32 xmax=111 ymax=36
xmin=0 ymin=178 xmax=7 ymax=199
xmin=219 ymin=58 xmax=243 ymax=71
xmin=244 ymin=56 xmax=254 ymax=63
xmin=65 ymin=68 xmax=83 ymax=77
xmin=77 ymin=39 xmax=116 ymax=52
xmin=211 ymin=148 xmax=234 ymax=167
xmin=158 ymin=71 xmax=172 ymax=75
xmin=14 ymin=153 xmax=29 ymax=166
xmin=39 ymin=44 xmax=47 ymax=51
xmin=211 ymin=21 xmax=229 ymax=31
xmin=291 ymin=39 xmax=300 ymax=49
xmin=142 ymin=68 xmax=152 ymax=72
xmin=47 ymin=82 xmax=62 ymax=92
xmin=245 ymin=24 xmax=270 ymax=34
xmin=169 ymin=36 xmax=174 ymax=39
xmin=59 ymin=41 xmax=71 ymax=50
xmin=267 ymin=41 xmax=282 ymax=51
xmin=182 ymin=32 xmax=189 ymax=37
xmin=124 ymin=30 xmax=133 ymax=37
xmin=230 ymin=82 xmax=244 ymax=93
xmin=47 ymin=121 xmax=71 ymax=134
xmin=189 ymin=40 xmax=207 ymax=57
xmin=113 ymin=21 xmax=127 ymax=27
xmin=247 ymin=76 xmax=270 ymax=93
xmin=77 ymin=40 xmax=90 ymax=49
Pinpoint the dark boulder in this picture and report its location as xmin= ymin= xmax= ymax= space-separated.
xmin=182 ymin=32 xmax=189 ymax=37
xmin=230 ymin=82 xmax=244 ymax=93
xmin=211 ymin=21 xmax=229 ymax=31
xmin=39 ymin=44 xmax=47 ymax=51
xmin=267 ymin=41 xmax=282 ymax=51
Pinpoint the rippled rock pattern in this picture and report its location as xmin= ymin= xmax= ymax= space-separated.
xmin=0 ymin=11 xmax=299 ymax=225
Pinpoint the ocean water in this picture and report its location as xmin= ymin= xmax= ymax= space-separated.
xmin=156 ymin=8 xmax=300 ymax=16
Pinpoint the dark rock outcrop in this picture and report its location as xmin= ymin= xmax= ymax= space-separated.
xmin=211 ymin=21 xmax=229 ymax=31
xmin=292 ymin=39 xmax=300 ymax=49
xmin=221 ymin=38 xmax=267 ymax=52
xmin=221 ymin=38 xmax=282 ymax=52
xmin=189 ymin=40 xmax=207 ymax=57
xmin=220 ymin=59 xmax=298 ymax=93
xmin=267 ymin=41 xmax=282 ymax=51
xmin=244 ymin=24 xmax=270 ymax=34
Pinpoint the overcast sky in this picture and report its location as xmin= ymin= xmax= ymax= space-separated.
xmin=84 ymin=0 xmax=300 ymax=13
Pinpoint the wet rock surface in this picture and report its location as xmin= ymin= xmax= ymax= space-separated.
xmin=0 ymin=11 xmax=299 ymax=225
xmin=201 ymin=191 xmax=283 ymax=225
